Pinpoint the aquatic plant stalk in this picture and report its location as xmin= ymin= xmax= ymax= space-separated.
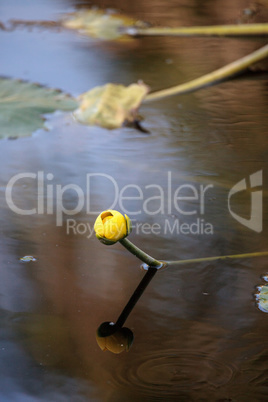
xmin=166 ymin=251 xmax=268 ymax=266
xmin=120 ymin=238 xmax=268 ymax=268
xmin=144 ymin=43 xmax=268 ymax=103
xmin=120 ymin=238 xmax=163 ymax=268
xmin=127 ymin=23 xmax=268 ymax=37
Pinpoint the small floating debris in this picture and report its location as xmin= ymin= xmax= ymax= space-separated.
xmin=62 ymin=8 xmax=136 ymax=40
xmin=20 ymin=255 xmax=37 ymax=262
xmin=255 ymin=285 xmax=268 ymax=313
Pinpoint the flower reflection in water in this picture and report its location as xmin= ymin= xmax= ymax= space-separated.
xmin=96 ymin=322 xmax=134 ymax=354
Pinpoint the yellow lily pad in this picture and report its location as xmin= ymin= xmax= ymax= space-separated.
xmin=62 ymin=8 xmax=135 ymax=40
xmin=74 ymin=82 xmax=149 ymax=129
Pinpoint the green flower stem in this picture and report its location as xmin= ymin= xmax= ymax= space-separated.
xmin=120 ymin=237 xmax=268 ymax=268
xmin=120 ymin=238 xmax=163 ymax=268
xmin=144 ymin=43 xmax=268 ymax=103
xmin=127 ymin=23 xmax=268 ymax=38
xmin=166 ymin=251 xmax=268 ymax=266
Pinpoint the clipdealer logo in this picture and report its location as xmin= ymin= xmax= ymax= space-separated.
xmin=228 ymin=170 xmax=263 ymax=233
xmin=5 ymin=172 xmax=214 ymax=235
xmin=4 ymin=170 xmax=264 ymax=236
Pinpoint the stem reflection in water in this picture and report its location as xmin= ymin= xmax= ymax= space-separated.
xmin=96 ymin=267 xmax=157 ymax=353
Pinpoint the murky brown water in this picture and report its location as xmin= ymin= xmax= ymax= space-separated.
xmin=0 ymin=0 xmax=268 ymax=401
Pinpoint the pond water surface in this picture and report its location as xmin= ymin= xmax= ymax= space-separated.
xmin=0 ymin=0 xmax=268 ymax=401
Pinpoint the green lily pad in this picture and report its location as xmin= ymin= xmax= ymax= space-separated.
xmin=61 ymin=8 xmax=136 ymax=40
xmin=74 ymin=82 xmax=149 ymax=129
xmin=0 ymin=78 xmax=78 ymax=139
xmin=256 ymin=284 xmax=268 ymax=313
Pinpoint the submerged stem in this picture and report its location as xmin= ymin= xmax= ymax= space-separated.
xmin=166 ymin=251 xmax=268 ymax=266
xmin=127 ymin=23 xmax=268 ymax=38
xmin=144 ymin=43 xmax=268 ymax=103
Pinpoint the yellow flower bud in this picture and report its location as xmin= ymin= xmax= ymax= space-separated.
xmin=94 ymin=210 xmax=132 ymax=245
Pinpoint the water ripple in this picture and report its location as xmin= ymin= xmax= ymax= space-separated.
xmin=112 ymin=349 xmax=236 ymax=398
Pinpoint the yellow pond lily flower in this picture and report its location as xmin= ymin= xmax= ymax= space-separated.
xmin=94 ymin=210 xmax=132 ymax=245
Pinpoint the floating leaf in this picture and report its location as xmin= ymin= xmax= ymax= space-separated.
xmin=20 ymin=256 xmax=37 ymax=262
xmin=74 ymin=82 xmax=149 ymax=129
xmin=62 ymin=8 xmax=136 ymax=40
xmin=0 ymin=78 xmax=78 ymax=139
xmin=256 ymin=285 xmax=268 ymax=313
